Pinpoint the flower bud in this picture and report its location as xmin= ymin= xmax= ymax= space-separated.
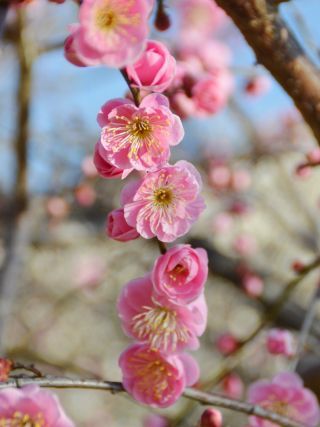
xmin=199 ymin=408 xmax=222 ymax=427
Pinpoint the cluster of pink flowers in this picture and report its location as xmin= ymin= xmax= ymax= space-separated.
xmin=118 ymin=244 xmax=208 ymax=407
xmin=157 ymin=0 xmax=233 ymax=119
xmin=60 ymin=0 xmax=210 ymax=408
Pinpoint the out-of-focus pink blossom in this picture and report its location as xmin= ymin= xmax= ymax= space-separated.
xmin=0 ymin=385 xmax=74 ymax=426
xmin=212 ymin=212 xmax=233 ymax=233
xmin=209 ymin=164 xmax=231 ymax=190
xmin=98 ymin=94 xmax=184 ymax=171
xmin=228 ymin=200 xmax=251 ymax=216
xmin=152 ymin=244 xmax=208 ymax=304
xmin=65 ymin=0 xmax=151 ymax=68
xmin=191 ymin=71 xmax=233 ymax=117
xmin=144 ymin=414 xmax=168 ymax=427
xmin=106 ymin=208 xmax=140 ymax=242
xmin=233 ymin=234 xmax=257 ymax=256
xmin=179 ymin=40 xmax=231 ymax=73
xmin=119 ymin=343 xmax=199 ymax=408
xmin=94 ymin=142 xmax=130 ymax=179
xmin=74 ymin=255 xmax=106 ymax=290
xmin=75 ymin=183 xmax=96 ymax=206
xmin=231 ymin=169 xmax=252 ymax=191
xmin=82 ymin=154 xmax=98 ymax=178
xmin=118 ymin=275 xmax=207 ymax=352
xmin=46 ymin=197 xmax=70 ymax=220
xmin=306 ymin=148 xmax=320 ymax=164
xmin=0 ymin=359 xmax=12 ymax=382
xmin=126 ymin=40 xmax=176 ymax=93
xmin=199 ymin=408 xmax=223 ymax=427
xmin=266 ymin=329 xmax=295 ymax=357
xmin=177 ymin=0 xmax=226 ymax=45
xmin=221 ymin=373 xmax=244 ymax=399
xmin=295 ymin=165 xmax=312 ymax=179
xmin=242 ymin=274 xmax=264 ymax=298
xmin=248 ymin=372 xmax=320 ymax=427
xmin=245 ymin=76 xmax=271 ymax=97
xmin=216 ymin=332 xmax=239 ymax=356
xmin=123 ymin=161 xmax=205 ymax=242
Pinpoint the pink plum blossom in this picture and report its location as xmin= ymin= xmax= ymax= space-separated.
xmin=231 ymin=169 xmax=252 ymax=191
xmin=179 ymin=40 xmax=231 ymax=73
xmin=192 ymin=71 xmax=233 ymax=117
xmin=93 ymin=141 xmax=131 ymax=179
xmin=212 ymin=212 xmax=233 ymax=233
xmin=106 ymin=208 xmax=140 ymax=242
xmin=266 ymin=329 xmax=295 ymax=357
xmin=46 ymin=197 xmax=70 ymax=220
xmin=123 ymin=161 xmax=205 ymax=242
xmin=306 ymin=148 xmax=320 ymax=164
xmin=248 ymin=372 xmax=320 ymax=427
xmin=98 ymin=94 xmax=184 ymax=171
xmin=66 ymin=0 xmax=152 ymax=68
xmin=119 ymin=342 xmax=199 ymax=407
xmin=117 ymin=275 xmax=207 ymax=352
xmin=216 ymin=332 xmax=239 ymax=356
xmin=144 ymin=414 xmax=168 ymax=427
xmin=0 ymin=385 xmax=74 ymax=426
xmin=151 ymin=244 xmax=208 ymax=304
xmin=75 ymin=183 xmax=96 ymax=206
xmin=82 ymin=154 xmax=98 ymax=178
xmin=64 ymin=25 xmax=88 ymax=67
xmin=221 ymin=373 xmax=244 ymax=399
xmin=199 ymin=408 xmax=223 ymax=427
xmin=177 ymin=0 xmax=226 ymax=45
xmin=169 ymin=60 xmax=233 ymax=119
xmin=233 ymin=234 xmax=257 ymax=256
xmin=242 ymin=274 xmax=264 ymax=298
xmin=126 ymin=40 xmax=176 ymax=93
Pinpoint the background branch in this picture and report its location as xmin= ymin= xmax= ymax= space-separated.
xmin=214 ymin=0 xmax=320 ymax=144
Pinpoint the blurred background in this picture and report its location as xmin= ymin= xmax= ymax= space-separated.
xmin=1 ymin=0 xmax=320 ymax=425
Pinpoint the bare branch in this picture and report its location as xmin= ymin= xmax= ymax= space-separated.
xmin=0 ymin=376 xmax=303 ymax=427
xmin=214 ymin=0 xmax=320 ymax=145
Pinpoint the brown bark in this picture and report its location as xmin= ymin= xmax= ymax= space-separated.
xmin=215 ymin=0 xmax=320 ymax=144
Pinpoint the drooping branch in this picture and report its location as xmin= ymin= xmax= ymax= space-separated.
xmin=214 ymin=0 xmax=320 ymax=145
xmin=0 ymin=376 xmax=303 ymax=427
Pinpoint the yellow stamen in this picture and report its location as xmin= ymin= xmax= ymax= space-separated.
xmin=153 ymin=187 xmax=173 ymax=208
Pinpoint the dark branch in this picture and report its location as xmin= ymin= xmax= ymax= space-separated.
xmin=215 ymin=0 xmax=320 ymax=145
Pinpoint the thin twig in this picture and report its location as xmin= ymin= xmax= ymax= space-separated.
xmin=291 ymin=280 xmax=320 ymax=371
xmin=120 ymin=68 xmax=141 ymax=106
xmin=0 ymin=376 xmax=302 ymax=427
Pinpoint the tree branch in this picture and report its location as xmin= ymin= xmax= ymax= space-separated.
xmin=215 ymin=0 xmax=320 ymax=145
xmin=0 ymin=376 xmax=303 ymax=427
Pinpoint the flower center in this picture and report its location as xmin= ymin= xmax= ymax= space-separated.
xmin=262 ymin=400 xmax=289 ymax=417
xmin=1 ymin=411 xmax=46 ymax=426
xmin=96 ymin=9 xmax=117 ymax=31
xmin=132 ymin=305 xmax=189 ymax=351
xmin=128 ymin=118 xmax=153 ymax=139
xmin=153 ymin=188 xmax=173 ymax=208
xmin=129 ymin=350 xmax=173 ymax=402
